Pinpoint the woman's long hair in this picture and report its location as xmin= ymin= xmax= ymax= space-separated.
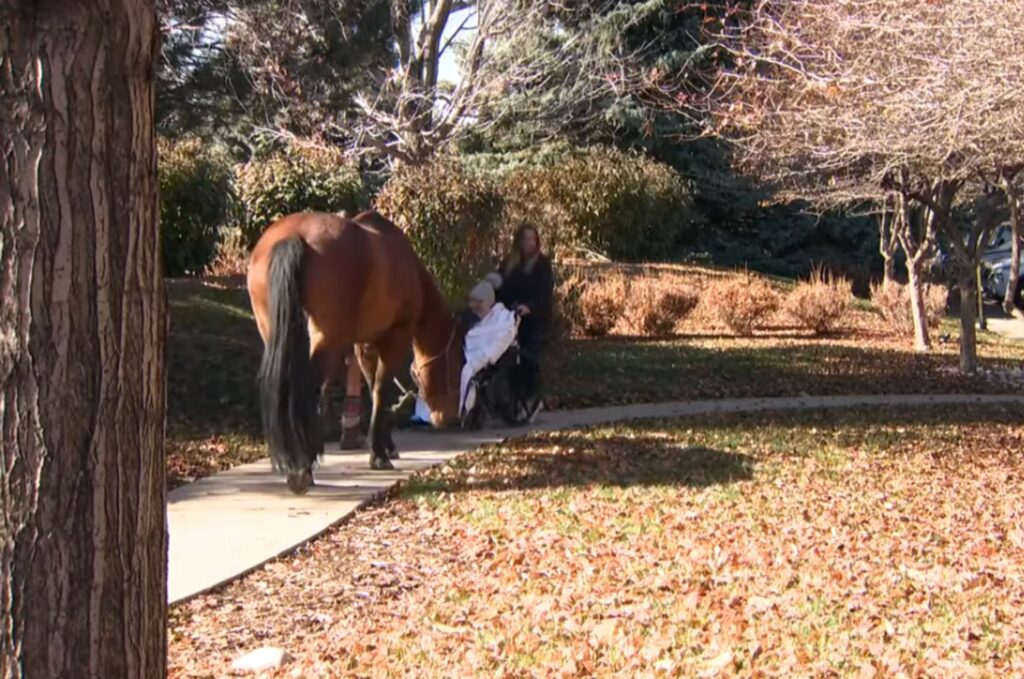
xmin=503 ymin=224 xmax=542 ymax=276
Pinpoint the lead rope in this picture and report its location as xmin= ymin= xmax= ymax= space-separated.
xmin=391 ymin=377 xmax=417 ymax=414
xmin=393 ymin=321 xmax=459 ymax=414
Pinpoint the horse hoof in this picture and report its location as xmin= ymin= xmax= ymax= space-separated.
xmin=287 ymin=469 xmax=313 ymax=495
xmin=370 ymin=455 xmax=394 ymax=471
xmin=387 ymin=447 xmax=400 ymax=460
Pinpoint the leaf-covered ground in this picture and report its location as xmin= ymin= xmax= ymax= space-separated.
xmin=165 ymin=278 xmax=1024 ymax=487
xmin=166 ymin=279 xmax=267 ymax=488
xmin=169 ymin=404 xmax=1024 ymax=677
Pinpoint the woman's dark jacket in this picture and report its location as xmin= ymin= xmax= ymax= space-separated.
xmin=497 ymin=254 xmax=554 ymax=327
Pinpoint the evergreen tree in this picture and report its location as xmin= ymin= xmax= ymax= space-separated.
xmin=157 ymin=0 xmax=396 ymax=151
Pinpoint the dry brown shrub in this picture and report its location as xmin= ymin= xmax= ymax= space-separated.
xmin=704 ymin=273 xmax=781 ymax=335
xmin=870 ymin=281 xmax=948 ymax=336
xmin=578 ymin=273 xmax=629 ymax=337
xmin=784 ymin=267 xmax=852 ymax=335
xmin=620 ymin=275 xmax=698 ymax=337
xmin=553 ymin=266 xmax=587 ymax=338
xmin=204 ymin=227 xmax=250 ymax=278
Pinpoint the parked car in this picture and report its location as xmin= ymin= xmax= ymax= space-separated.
xmin=930 ymin=223 xmax=1023 ymax=308
xmin=984 ymin=261 xmax=1023 ymax=307
xmin=980 ymin=224 xmax=1023 ymax=308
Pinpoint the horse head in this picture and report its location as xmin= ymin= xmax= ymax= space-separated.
xmin=412 ymin=311 xmax=465 ymax=427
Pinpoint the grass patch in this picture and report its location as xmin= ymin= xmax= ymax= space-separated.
xmin=169 ymin=404 xmax=1024 ymax=677
xmin=165 ymin=276 xmax=1024 ymax=485
xmin=547 ymin=334 xmax=1023 ymax=409
xmin=166 ymin=279 xmax=265 ymax=487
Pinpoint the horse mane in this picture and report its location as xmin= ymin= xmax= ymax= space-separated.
xmin=349 ymin=209 xmax=461 ymax=362
xmin=412 ymin=266 xmax=457 ymax=359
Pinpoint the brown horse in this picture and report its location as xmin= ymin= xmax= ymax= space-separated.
xmin=246 ymin=210 xmax=462 ymax=494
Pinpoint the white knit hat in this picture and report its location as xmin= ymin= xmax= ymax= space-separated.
xmin=469 ymin=280 xmax=495 ymax=306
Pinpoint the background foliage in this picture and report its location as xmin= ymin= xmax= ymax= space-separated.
xmin=158 ymin=137 xmax=236 ymax=276
xmin=235 ymin=145 xmax=368 ymax=243
xmin=375 ymin=159 xmax=506 ymax=301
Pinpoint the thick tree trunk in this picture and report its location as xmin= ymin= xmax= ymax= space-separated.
xmin=0 ymin=2 xmax=166 ymax=679
xmin=958 ymin=271 xmax=980 ymax=374
xmin=906 ymin=260 xmax=931 ymax=352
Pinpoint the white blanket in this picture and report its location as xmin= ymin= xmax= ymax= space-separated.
xmin=460 ymin=303 xmax=518 ymax=416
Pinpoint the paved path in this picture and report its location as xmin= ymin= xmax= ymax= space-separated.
xmin=988 ymin=316 xmax=1024 ymax=341
xmin=168 ymin=393 xmax=1024 ymax=604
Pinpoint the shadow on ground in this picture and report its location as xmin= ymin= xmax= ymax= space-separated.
xmin=546 ymin=337 xmax=1021 ymax=409
xmin=399 ymin=402 xmax=1022 ymax=500
xmin=401 ymin=434 xmax=755 ymax=498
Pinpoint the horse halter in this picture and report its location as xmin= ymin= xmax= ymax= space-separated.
xmin=409 ymin=321 xmax=459 ymax=400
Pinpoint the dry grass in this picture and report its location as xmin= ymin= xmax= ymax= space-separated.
xmin=870 ymin=280 xmax=948 ymax=336
xmin=784 ymin=267 xmax=853 ymax=335
xmin=702 ymin=273 xmax=782 ymax=336
xmin=619 ymin=275 xmax=699 ymax=337
xmin=558 ymin=261 xmax=755 ymax=339
xmin=578 ymin=273 xmax=629 ymax=337
xmin=204 ymin=227 xmax=250 ymax=278
xmin=556 ymin=261 xmax=793 ymax=338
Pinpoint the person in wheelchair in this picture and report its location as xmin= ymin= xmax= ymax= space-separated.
xmin=458 ymin=275 xmax=529 ymax=429
xmin=410 ymin=274 xmax=538 ymax=428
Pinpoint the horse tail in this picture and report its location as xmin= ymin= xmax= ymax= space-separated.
xmin=257 ymin=238 xmax=322 ymax=479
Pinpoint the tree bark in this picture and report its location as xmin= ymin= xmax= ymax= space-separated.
xmin=1003 ymin=187 xmax=1022 ymax=316
xmin=976 ymin=264 xmax=987 ymax=331
xmin=894 ymin=190 xmax=934 ymax=351
xmin=958 ymin=270 xmax=980 ymax=374
xmin=0 ymin=2 xmax=166 ymax=678
xmin=921 ymin=177 xmax=992 ymax=375
xmin=883 ymin=250 xmax=898 ymax=287
xmin=879 ymin=195 xmax=899 ymax=286
xmin=906 ymin=259 xmax=930 ymax=352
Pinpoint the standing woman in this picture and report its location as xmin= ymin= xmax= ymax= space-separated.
xmin=496 ymin=224 xmax=554 ymax=418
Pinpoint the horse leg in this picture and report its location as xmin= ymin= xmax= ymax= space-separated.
xmin=367 ymin=332 xmax=410 ymax=470
xmin=339 ymin=350 xmax=366 ymax=450
xmin=298 ymin=340 xmax=346 ymax=491
xmin=356 ymin=344 xmax=396 ymax=458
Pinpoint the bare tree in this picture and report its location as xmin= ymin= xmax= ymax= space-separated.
xmin=881 ymin=177 xmax=939 ymax=352
xmin=346 ymin=0 xmax=661 ymax=164
xmin=1 ymin=2 xmax=167 ymax=677
xmin=697 ymin=0 xmax=1024 ymax=372
xmin=877 ymin=194 xmax=900 ymax=286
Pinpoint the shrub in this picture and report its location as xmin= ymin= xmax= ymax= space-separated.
xmin=870 ymin=281 xmax=948 ymax=336
xmin=784 ymin=267 xmax=852 ymax=334
xmin=553 ymin=265 xmax=587 ymax=337
xmin=204 ymin=226 xmax=250 ymax=278
xmin=705 ymin=273 xmax=781 ymax=335
xmin=621 ymin=276 xmax=698 ymax=337
xmin=158 ymin=137 xmax=235 ymax=276
xmin=375 ymin=159 xmax=504 ymax=302
xmin=578 ymin=274 xmax=629 ymax=337
xmin=500 ymin=146 xmax=694 ymax=261
xmin=235 ymin=144 xmax=367 ymax=244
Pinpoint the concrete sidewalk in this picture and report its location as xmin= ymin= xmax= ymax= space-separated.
xmin=988 ymin=316 xmax=1024 ymax=341
xmin=168 ymin=393 xmax=1024 ymax=604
